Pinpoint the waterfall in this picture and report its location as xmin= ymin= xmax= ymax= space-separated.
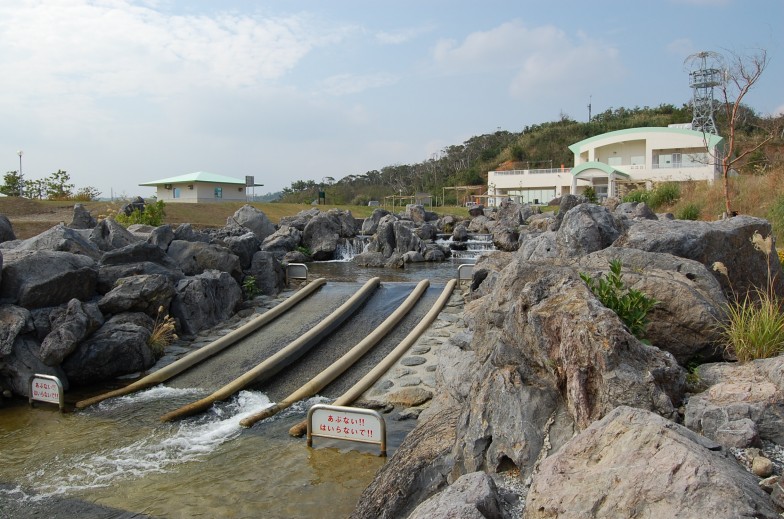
xmin=333 ymin=236 xmax=370 ymax=261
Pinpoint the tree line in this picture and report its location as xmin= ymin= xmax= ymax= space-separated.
xmin=1 ymin=169 xmax=101 ymax=201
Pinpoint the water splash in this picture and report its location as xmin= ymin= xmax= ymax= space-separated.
xmin=19 ymin=390 xmax=274 ymax=501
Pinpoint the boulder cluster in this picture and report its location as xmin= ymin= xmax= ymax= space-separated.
xmin=351 ymin=196 xmax=784 ymax=518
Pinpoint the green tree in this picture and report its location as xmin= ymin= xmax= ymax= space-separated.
xmin=24 ymin=178 xmax=46 ymax=199
xmin=74 ymin=186 xmax=101 ymax=201
xmin=1 ymin=171 xmax=22 ymax=197
xmin=45 ymin=169 xmax=74 ymax=199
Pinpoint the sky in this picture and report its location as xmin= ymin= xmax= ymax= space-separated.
xmin=1 ymin=0 xmax=782 ymax=199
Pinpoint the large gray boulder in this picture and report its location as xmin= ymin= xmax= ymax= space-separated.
xmin=261 ymin=225 xmax=302 ymax=258
xmin=0 ymin=304 xmax=33 ymax=357
xmin=302 ymin=211 xmax=343 ymax=261
xmin=576 ymin=247 xmax=728 ymax=363
xmin=0 ymin=335 xmax=69 ymax=396
xmin=555 ymin=203 xmax=629 ymax=258
xmin=279 ymin=208 xmax=320 ymax=231
xmin=68 ymin=203 xmax=97 ymax=229
xmin=166 ymin=240 xmax=242 ymax=282
xmin=39 ymin=299 xmax=104 ymax=366
xmin=615 ymin=201 xmax=657 ymax=220
xmin=0 ymin=250 xmax=97 ymax=308
xmin=62 ymin=312 xmax=155 ymax=386
xmin=97 ymin=241 xmax=184 ymax=294
xmin=13 ymin=223 xmax=101 ymax=259
xmin=222 ymin=232 xmax=261 ymax=270
xmin=89 ymin=218 xmax=141 ymax=252
xmin=228 ymin=204 xmax=276 ymax=241
xmin=361 ymin=208 xmax=390 ymax=235
xmin=147 ymin=224 xmax=175 ymax=250
xmin=405 ymin=204 xmax=427 ymax=224
xmin=0 ymin=214 xmax=15 ymax=243
xmin=549 ymin=193 xmax=586 ymax=231
xmin=685 ymin=356 xmax=784 ymax=448
xmin=613 ymin=215 xmax=784 ymax=299
xmin=170 ymin=270 xmax=242 ymax=336
xmin=97 ymin=274 xmax=176 ymax=317
xmin=407 ymin=472 xmax=507 ymax=519
xmin=172 ymin=223 xmax=211 ymax=243
xmin=247 ymin=251 xmax=285 ymax=296
xmin=366 ymin=216 xmax=427 ymax=260
xmin=525 ymin=406 xmax=780 ymax=519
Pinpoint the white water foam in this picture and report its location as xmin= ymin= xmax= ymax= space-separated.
xmin=94 ymin=385 xmax=206 ymax=411
xmin=21 ymin=390 xmax=275 ymax=501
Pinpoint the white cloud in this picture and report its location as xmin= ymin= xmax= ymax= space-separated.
xmin=430 ymin=20 xmax=623 ymax=101
xmin=375 ymin=25 xmax=432 ymax=45
xmin=667 ymin=38 xmax=695 ymax=56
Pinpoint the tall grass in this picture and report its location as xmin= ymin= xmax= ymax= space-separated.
xmin=713 ymin=232 xmax=784 ymax=362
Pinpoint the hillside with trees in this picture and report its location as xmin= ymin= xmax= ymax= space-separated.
xmin=277 ymin=103 xmax=782 ymax=206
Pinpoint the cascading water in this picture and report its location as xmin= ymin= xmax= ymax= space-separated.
xmin=332 ymin=236 xmax=370 ymax=261
xmin=437 ymin=233 xmax=496 ymax=260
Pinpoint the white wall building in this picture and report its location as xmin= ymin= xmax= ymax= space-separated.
xmin=487 ymin=126 xmax=724 ymax=205
xmin=140 ymin=171 xmax=247 ymax=203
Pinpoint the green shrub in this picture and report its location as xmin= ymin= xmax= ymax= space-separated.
xmin=714 ymin=232 xmax=784 ymax=361
xmin=580 ymin=259 xmax=658 ymax=339
xmin=242 ymin=276 xmax=260 ymax=300
xmin=582 ymin=186 xmax=598 ymax=203
xmin=647 ymin=182 xmax=680 ymax=210
xmin=622 ymin=190 xmax=649 ymax=204
xmin=676 ymin=203 xmax=701 ymax=221
xmin=767 ymin=195 xmax=784 ymax=238
xmin=115 ymin=200 xmax=166 ymax=227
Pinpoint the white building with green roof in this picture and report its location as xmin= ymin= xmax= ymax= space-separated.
xmin=140 ymin=171 xmax=247 ymax=203
xmin=487 ymin=126 xmax=725 ymax=205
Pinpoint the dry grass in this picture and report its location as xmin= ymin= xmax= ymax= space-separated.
xmin=1 ymin=198 xmax=469 ymax=239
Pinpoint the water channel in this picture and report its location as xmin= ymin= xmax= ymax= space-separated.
xmin=0 ymin=257 xmax=476 ymax=519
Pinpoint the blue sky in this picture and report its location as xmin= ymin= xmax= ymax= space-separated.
xmin=1 ymin=0 xmax=782 ymax=199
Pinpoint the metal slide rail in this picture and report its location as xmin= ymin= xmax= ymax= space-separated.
xmin=239 ymin=279 xmax=430 ymax=428
xmin=75 ymin=278 xmax=328 ymax=409
xmin=289 ymin=278 xmax=457 ymax=437
xmin=160 ymin=277 xmax=382 ymax=422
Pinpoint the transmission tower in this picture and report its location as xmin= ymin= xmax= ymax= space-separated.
xmin=684 ymin=51 xmax=724 ymax=135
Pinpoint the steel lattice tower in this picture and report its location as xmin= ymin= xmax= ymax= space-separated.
xmin=685 ymin=51 xmax=723 ymax=135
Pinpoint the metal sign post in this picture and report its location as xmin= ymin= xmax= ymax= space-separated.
xmin=29 ymin=374 xmax=65 ymax=412
xmin=307 ymin=404 xmax=386 ymax=456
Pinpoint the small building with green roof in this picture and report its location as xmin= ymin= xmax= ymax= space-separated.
xmin=139 ymin=171 xmax=247 ymax=203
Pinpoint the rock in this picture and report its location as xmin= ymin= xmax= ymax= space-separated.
xmin=468 ymin=205 xmax=484 ymax=218
xmin=247 ymin=251 xmax=285 ymax=296
xmin=227 ymin=205 xmax=276 ymax=241
xmin=361 ymin=208 xmax=390 ymax=235
xmin=0 ymin=335 xmax=69 ymax=396
xmin=89 ymin=218 xmax=141 ymax=251
xmin=407 ymin=472 xmax=505 ymax=519
xmin=170 ymin=270 xmax=242 ymax=336
xmin=166 ymin=240 xmax=242 ymax=282
xmin=555 ymin=203 xmax=629 ymax=258
xmin=302 ymin=211 xmax=342 ymax=261
xmin=517 ymin=231 xmax=558 ymax=262
xmin=119 ymin=196 xmax=145 ymax=216
xmin=406 ymin=204 xmax=427 ymax=224
xmin=416 ymin=223 xmax=437 ymax=241
xmin=684 ymin=356 xmax=784 ymax=447
xmin=62 ymin=313 xmax=155 ymax=386
xmin=549 ymin=194 xmax=586 ymax=231
xmin=452 ymin=223 xmax=469 ymax=242
xmin=387 ymin=387 xmax=433 ymax=407
xmin=282 ymin=250 xmax=310 ymax=264
xmin=492 ymin=227 xmax=520 ymax=252
xmin=68 ymin=203 xmax=97 ymax=229
xmin=13 ymin=223 xmax=101 ymax=259
xmin=100 ymin=241 xmax=180 ymax=268
xmin=0 ymin=214 xmax=15 ymax=243
xmin=615 ymin=201 xmax=657 ymax=220
xmin=222 ymin=232 xmax=261 ymax=270
xmin=148 ymin=224 xmax=175 ymax=250
xmin=279 ymin=208 xmax=320 ymax=231
xmin=423 ymin=246 xmax=446 ymax=262
xmin=402 ymin=251 xmax=425 ymax=263
xmin=352 ymin=251 xmax=388 ymax=268
xmin=753 ymin=455 xmax=774 ymax=478
xmin=260 ymin=225 xmax=302 ymax=258
xmin=39 ymin=299 xmax=103 ymax=366
xmin=98 ymin=274 xmax=176 ymax=316
xmin=525 ymin=406 xmax=780 ymax=519
xmin=0 ymin=305 xmax=33 ymax=357
xmin=173 ymin=223 xmax=211 ymax=243
xmin=467 ymin=215 xmax=494 ymax=233
xmin=613 ymin=215 xmax=784 ymax=299
xmin=0 ymin=250 xmax=97 ymax=308
xmin=576 ymin=248 xmax=727 ymax=363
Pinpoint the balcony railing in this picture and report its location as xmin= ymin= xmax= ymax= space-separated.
xmin=491 ymin=167 xmax=571 ymax=176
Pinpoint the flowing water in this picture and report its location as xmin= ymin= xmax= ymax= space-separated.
xmin=0 ymin=257 xmax=475 ymax=518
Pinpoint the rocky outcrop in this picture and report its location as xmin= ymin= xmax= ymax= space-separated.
xmin=261 ymin=225 xmax=302 ymax=258
xmin=170 ymin=270 xmax=242 ymax=336
xmin=0 ymin=214 xmax=15 ymax=243
xmin=97 ymin=274 xmax=176 ymax=317
xmin=248 ymin=251 xmax=284 ymax=296
xmin=68 ymin=203 xmax=97 ymax=229
xmin=685 ymin=356 xmax=784 ymax=448
xmin=228 ymin=204 xmax=276 ymax=241
xmin=39 ymin=299 xmax=103 ymax=366
xmin=89 ymin=218 xmax=141 ymax=252
xmin=302 ymin=209 xmax=358 ymax=261
xmin=12 ymin=223 xmax=101 ymax=259
xmin=525 ymin=406 xmax=780 ymax=519
xmin=62 ymin=312 xmax=155 ymax=386
xmin=0 ymin=304 xmax=33 ymax=357
xmin=407 ymin=472 xmax=507 ymax=519
xmin=221 ymin=232 xmax=261 ymax=270
xmin=0 ymin=250 xmax=97 ymax=308
xmin=0 ymin=335 xmax=69 ymax=396
xmin=361 ymin=208 xmax=390 ymax=235
xmin=166 ymin=240 xmax=242 ymax=282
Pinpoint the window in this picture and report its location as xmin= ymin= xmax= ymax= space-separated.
xmin=214 ymin=187 xmax=222 ymax=199
xmin=173 ymin=188 xmax=180 ymax=199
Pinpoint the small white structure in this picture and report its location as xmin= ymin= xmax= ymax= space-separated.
xmin=487 ymin=126 xmax=725 ymax=205
xmin=140 ymin=171 xmax=246 ymax=203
